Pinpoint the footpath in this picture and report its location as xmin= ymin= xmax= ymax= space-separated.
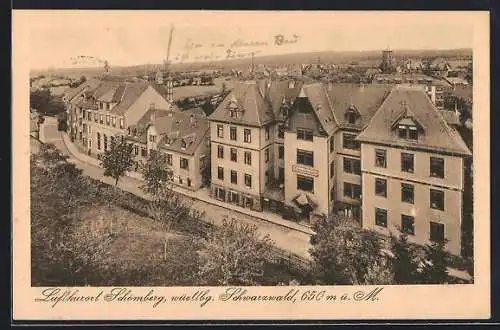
xmin=60 ymin=132 xmax=315 ymax=236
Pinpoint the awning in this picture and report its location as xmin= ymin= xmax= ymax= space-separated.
xmin=295 ymin=194 xmax=309 ymax=206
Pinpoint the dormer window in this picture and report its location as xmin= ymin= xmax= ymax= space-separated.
xmin=181 ymin=140 xmax=187 ymax=149
xmin=347 ymin=111 xmax=356 ymax=124
xmin=345 ymin=106 xmax=360 ymax=125
xmin=398 ymin=124 xmax=418 ymax=140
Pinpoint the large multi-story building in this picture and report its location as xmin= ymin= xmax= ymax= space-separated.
xmin=208 ymin=79 xmax=471 ymax=255
xmin=207 ymin=80 xmax=303 ymax=212
xmin=356 ymin=85 xmax=471 ymax=255
xmin=63 ymin=79 xmax=174 ymax=156
xmin=124 ymin=107 xmax=210 ymax=191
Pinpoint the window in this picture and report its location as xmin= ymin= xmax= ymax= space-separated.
xmin=230 ymin=170 xmax=237 ymax=184
xmin=134 ymin=145 xmax=139 ymax=155
xmin=87 ymin=111 xmax=91 ymax=121
xmin=106 ymin=115 xmax=110 ymax=125
xmin=99 ymin=115 xmax=104 ymax=124
xmin=401 ymin=183 xmax=414 ymax=204
xmin=375 ymin=149 xmax=387 ymax=168
xmin=347 ymin=111 xmax=356 ymax=124
xmin=97 ymin=132 xmax=101 ymax=150
xmin=217 ymin=145 xmax=224 ymax=158
xmin=178 ymin=176 xmax=183 ymax=184
xmin=278 ymin=125 xmax=284 ymax=139
xmin=265 ymin=148 xmax=270 ymax=163
xmin=215 ymin=187 xmax=226 ymax=200
xmin=119 ymin=118 xmax=124 ymax=129
xmin=343 ymin=133 xmax=360 ymax=150
xmin=217 ymin=167 xmax=224 ymax=180
xmin=230 ymin=148 xmax=237 ymax=162
xmin=430 ymin=189 xmax=444 ymax=210
xmin=297 ymin=175 xmax=314 ymax=192
xmin=245 ymin=174 xmax=252 ymax=187
xmin=430 ymin=157 xmax=444 ymax=178
xmin=230 ymin=191 xmax=239 ymax=203
xmin=344 ymin=182 xmax=361 ymax=199
xmin=180 ymin=158 xmax=189 ymax=169
xmin=94 ymin=112 xmax=98 ymax=122
xmin=82 ymin=110 xmax=86 ymax=119
xmin=103 ymin=134 xmax=108 ymax=150
xmin=343 ymin=157 xmax=361 ymax=175
xmin=375 ymin=178 xmax=387 ymax=197
xmin=297 ymin=149 xmax=314 ymax=166
xmin=279 ymin=168 xmax=284 ymax=183
xmin=401 ymin=153 xmax=414 ymax=173
xmin=244 ymin=151 xmax=252 ymax=165
xmin=217 ymin=124 xmax=224 ymax=138
xmin=401 ymin=215 xmax=415 ymax=235
xmin=187 ymin=178 xmax=191 ymax=187
xmin=99 ymin=102 xmax=103 ymax=110
xmin=166 ymin=153 xmax=172 ymax=165
xmin=375 ymin=208 xmax=388 ymax=228
xmin=398 ymin=125 xmax=418 ymax=140
xmin=330 ymin=161 xmax=335 ymax=178
xmin=430 ymin=222 xmax=445 ymax=243
xmin=230 ymin=126 xmax=237 ymax=140
xmin=149 ymin=135 xmax=157 ymax=142
xmin=112 ymin=116 xmax=116 ymax=127
xmin=244 ymin=129 xmax=251 ymax=143
xmin=297 ymin=128 xmax=313 ymax=141
xmin=265 ymin=127 xmax=270 ymax=140
xmin=110 ymin=136 xmax=115 ymax=146
xmin=279 ymin=146 xmax=284 ymax=159
xmin=329 ymin=136 xmax=335 ymax=153
xmin=141 ymin=147 xmax=147 ymax=157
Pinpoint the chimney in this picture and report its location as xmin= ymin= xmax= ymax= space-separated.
xmin=150 ymin=110 xmax=156 ymax=122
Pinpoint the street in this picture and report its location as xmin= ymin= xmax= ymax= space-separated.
xmin=39 ymin=117 xmax=313 ymax=259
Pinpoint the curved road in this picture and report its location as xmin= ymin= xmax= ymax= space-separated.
xmin=39 ymin=117 xmax=313 ymax=260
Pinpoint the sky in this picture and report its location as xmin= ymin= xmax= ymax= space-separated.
xmin=16 ymin=11 xmax=478 ymax=70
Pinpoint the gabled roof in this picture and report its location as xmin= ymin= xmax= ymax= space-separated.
xmin=63 ymin=79 xmax=101 ymax=102
xmin=110 ymin=82 xmax=151 ymax=115
xmin=297 ymin=83 xmax=339 ymax=135
xmin=209 ymin=81 xmax=274 ymax=127
xmin=356 ymin=86 xmax=471 ymax=156
xmin=149 ymin=111 xmax=210 ymax=155
xmin=326 ymin=84 xmax=392 ymax=129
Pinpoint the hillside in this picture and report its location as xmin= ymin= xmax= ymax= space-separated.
xmin=30 ymin=48 xmax=473 ymax=78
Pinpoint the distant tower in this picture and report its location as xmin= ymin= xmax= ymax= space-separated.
xmin=381 ymin=46 xmax=394 ymax=73
xmin=103 ymin=60 xmax=110 ymax=75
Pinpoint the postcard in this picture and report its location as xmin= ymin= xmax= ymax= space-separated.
xmin=12 ymin=10 xmax=490 ymax=321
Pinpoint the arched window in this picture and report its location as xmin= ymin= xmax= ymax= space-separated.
xmin=97 ymin=132 xmax=101 ymax=150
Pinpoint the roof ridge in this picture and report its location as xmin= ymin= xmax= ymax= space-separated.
xmin=323 ymin=83 xmax=341 ymax=130
xmin=253 ymin=84 xmax=263 ymax=126
xmin=357 ymin=87 xmax=397 ymax=140
xmin=419 ymin=89 xmax=471 ymax=154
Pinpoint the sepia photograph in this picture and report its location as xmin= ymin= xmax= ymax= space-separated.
xmin=12 ymin=10 xmax=490 ymax=320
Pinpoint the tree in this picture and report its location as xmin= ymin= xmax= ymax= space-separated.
xmin=99 ymin=137 xmax=134 ymax=186
xmin=31 ymin=144 xmax=107 ymax=285
xmin=198 ymin=217 xmax=275 ymax=285
xmin=389 ymin=233 xmax=421 ymax=284
xmin=418 ymin=240 xmax=449 ymax=284
xmin=309 ymin=215 xmax=387 ymax=285
xmin=140 ymin=149 xmax=173 ymax=198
